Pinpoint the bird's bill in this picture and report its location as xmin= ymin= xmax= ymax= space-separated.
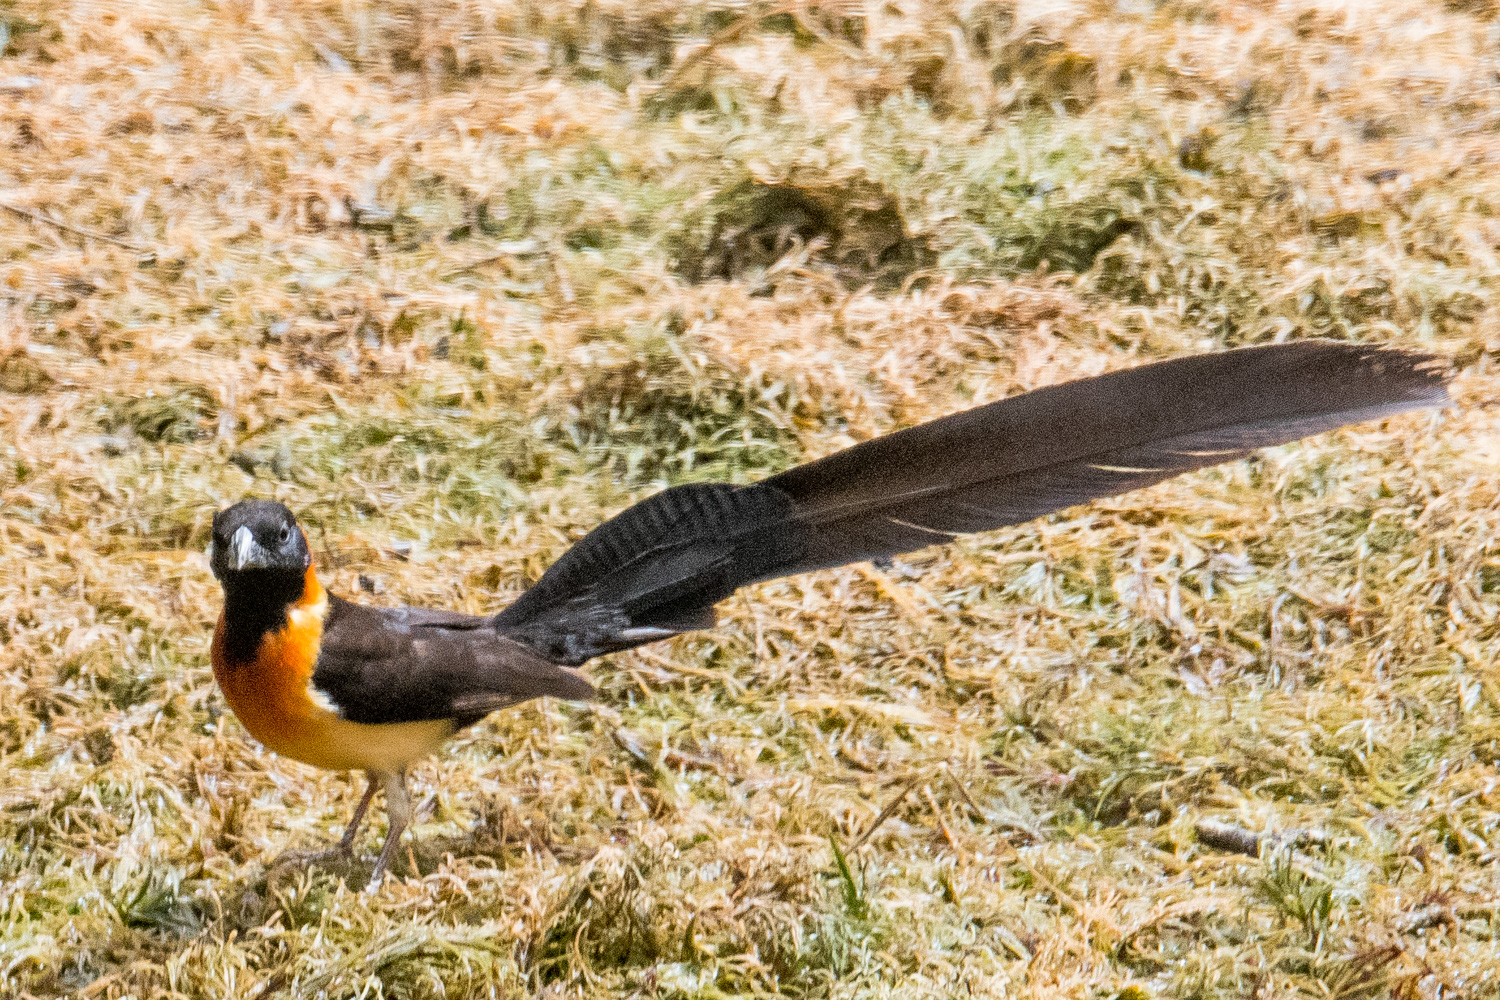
xmin=223 ymin=524 xmax=274 ymax=571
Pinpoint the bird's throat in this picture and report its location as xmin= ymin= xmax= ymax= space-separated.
xmin=217 ymin=564 xmax=325 ymax=666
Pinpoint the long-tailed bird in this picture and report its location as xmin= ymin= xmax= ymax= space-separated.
xmin=207 ymin=340 xmax=1450 ymax=888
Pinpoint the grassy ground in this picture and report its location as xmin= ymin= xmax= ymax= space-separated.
xmin=2 ymin=0 xmax=1499 ymax=996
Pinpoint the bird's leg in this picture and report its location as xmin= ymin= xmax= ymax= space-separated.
xmin=338 ymin=771 xmax=379 ymax=854
xmin=365 ymin=769 xmax=411 ymax=892
xmin=267 ymin=771 xmax=381 ymax=877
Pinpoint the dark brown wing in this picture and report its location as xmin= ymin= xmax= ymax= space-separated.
xmin=495 ymin=341 xmax=1451 ymax=665
xmin=312 ymin=595 xmax=595 ymax=726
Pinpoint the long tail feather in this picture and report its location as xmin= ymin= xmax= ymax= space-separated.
xmin=496 ymin=341 xmax=1450 ymax=665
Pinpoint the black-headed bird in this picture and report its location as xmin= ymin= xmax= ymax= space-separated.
xmin=207 ymin=340 xmax=1450 ymax=888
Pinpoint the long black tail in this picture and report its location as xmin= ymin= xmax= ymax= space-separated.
xmin=496 ymin=340 xmax=1451 ymax=665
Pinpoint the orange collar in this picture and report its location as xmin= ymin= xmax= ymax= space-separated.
xmin=296 ymin=562 xmax=326 ymax=610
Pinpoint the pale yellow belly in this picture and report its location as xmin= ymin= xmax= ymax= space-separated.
xmin=226 ymin=693 xmax=457 ymax=773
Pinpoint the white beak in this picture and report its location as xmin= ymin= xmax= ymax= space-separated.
xmin=229 ymin=525 xmax=265 ymax=571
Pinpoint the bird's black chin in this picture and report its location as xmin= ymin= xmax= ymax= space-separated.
xmin=217 ymin=567 xmax=310 ymax=666
xmin=219 ymin=566 xmax=306 ymax=603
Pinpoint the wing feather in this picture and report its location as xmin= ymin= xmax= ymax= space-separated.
xmin=312 ymin=596 xmax=594 ymax=726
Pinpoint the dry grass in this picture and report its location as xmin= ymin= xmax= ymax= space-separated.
xmin=2 ymin=0 xmax=1499 ymax=996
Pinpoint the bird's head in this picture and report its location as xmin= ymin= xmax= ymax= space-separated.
xmin=209 ymin=500 xmax=312 ymax=596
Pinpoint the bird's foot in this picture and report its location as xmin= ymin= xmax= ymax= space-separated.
xmin=265 ymin=842 xmax=358 ymax=887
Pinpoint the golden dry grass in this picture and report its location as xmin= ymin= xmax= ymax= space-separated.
xmin=2 ymin=0 xmax=1500 ymax=997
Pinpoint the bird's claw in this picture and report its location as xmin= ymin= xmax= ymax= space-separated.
xmin=264 ymin=843 xmax=358 ymax=887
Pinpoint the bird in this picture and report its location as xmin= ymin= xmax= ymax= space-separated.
xmin=206 ymin=340 xmax=1451 ymax=889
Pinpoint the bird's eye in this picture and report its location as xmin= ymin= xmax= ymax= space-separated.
xmin=279 ymin=524 xmax=292 ymax=544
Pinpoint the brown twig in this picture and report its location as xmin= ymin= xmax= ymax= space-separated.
xmin=635 ymin=647 xmax=746 ymax=696
xmin=1 ymin=202 xmax=147 ymax=252
xmin=1194 ymin=818 xmax=1331 ymax=857
xmin=848 ymin=771 xmax=926 ymax=853
xmin=923 ymin=783 xmax=961 ymax=854
xmin=649 ymin=1 xmax=799 ymax=101
xmin=942 ymin=767 xmax=989 ymax=823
